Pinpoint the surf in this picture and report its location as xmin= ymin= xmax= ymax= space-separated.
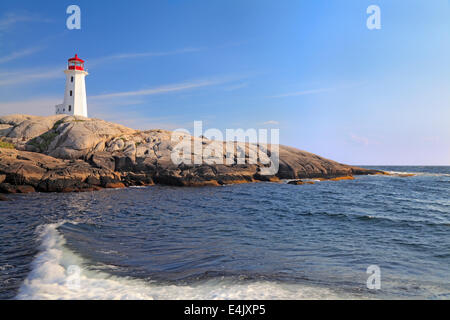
xmin=16 ymin=223 xmax=351 ymax=300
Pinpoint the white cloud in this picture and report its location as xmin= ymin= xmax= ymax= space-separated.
xmin=0 ymin=74 xmax=245 ymax=118
xmin=0 ymin=12 xmax=52 ymax=31
xmin=223 ymin=82 xmax=248 ymax=91
xmin=0 ymin=47 xmax=43 ymax=64
xmin=91 ymin=77 xmax=238 ymax=100
xmin=0 ymin=67 xmax=63 ymax=87
xmin=268 ymin=82 xmax=367 ymax=99
xmin=269 ymin=87 xmax=335 ymax=98
xmin=0 ymin=13 xmax=31 ymax=31
xmin=89 ymin=47 xmax=203 ymax=66
xmin=0 ymin=47 xmax=203 ymax=87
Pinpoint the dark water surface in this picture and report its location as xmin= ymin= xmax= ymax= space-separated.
xmin=1 ymin=166 xmax=449 ymax=299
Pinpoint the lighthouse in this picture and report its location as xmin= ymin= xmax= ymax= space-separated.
xmin=55 ymin=54 xmax=88 ymax=117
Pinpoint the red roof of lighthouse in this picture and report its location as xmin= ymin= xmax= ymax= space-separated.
xmin=68 ymin=54 xmax=85 ymax=71
xmin=68 ymin=54 xmax=84 ymax=63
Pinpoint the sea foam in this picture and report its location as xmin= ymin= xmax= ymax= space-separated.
xmin=16 ymin=223 xmax=350 ymax=300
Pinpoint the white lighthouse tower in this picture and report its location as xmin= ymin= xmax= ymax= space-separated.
xmin=55 ymin=54 xmax=88 ymax=117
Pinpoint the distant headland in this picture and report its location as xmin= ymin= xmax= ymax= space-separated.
xmin=0 ymin=114 xmax=382 ymax=198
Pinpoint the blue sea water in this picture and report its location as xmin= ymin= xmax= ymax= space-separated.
xmin=0 ymin=166 xmax=449 ymax=299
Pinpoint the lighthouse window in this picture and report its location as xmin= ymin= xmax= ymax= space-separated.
xmin=70 ymin=90 xmax=72 ymax=96
xmin=71 ymin=76 xmax=74 ymax=82
xmin=69 ymin=105 xmax=71 ymax=111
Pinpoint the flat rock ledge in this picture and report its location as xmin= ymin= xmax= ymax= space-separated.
xmin=0 ymin=114 xmax=382 ymax=195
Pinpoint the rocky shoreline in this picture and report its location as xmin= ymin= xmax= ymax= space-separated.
xmin=0 ymin=114 xmax=382 ymax=199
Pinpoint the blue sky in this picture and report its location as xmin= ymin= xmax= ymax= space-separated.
xmin=0 ymin=0 xmax=449 ymax=165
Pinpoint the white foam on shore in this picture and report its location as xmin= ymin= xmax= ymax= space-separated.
xmin=16 ymin=223 xmax=356 ymax=300
xmin=383 ymin=171 xmax=450 ymax=177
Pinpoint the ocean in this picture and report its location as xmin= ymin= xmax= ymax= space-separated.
xmin=0 ymin=166 xmax=449 ymax=300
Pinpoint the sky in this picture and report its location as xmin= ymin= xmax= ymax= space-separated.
xmin=0 ymin=0 xmax=449 ymax=165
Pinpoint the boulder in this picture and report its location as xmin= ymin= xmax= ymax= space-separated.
xmin=288 ymin=180 xmax=305 ymax=185
xmin=113 ymin=153 xmax=135 ymax=171
xmin=16 ymin=185 xmax=35 ymax=193
xmin=122 ymin=172 xmax=153 ymax=186
xmin=253 ymin=173 xmax=281 ymax=182
xmin=0 ymin=124 xmax=13 ymax=136
xmin=0 ymin=183 xmax=17 ymax=193
xmin=104 ymin=182 xmax=126 ymax=189
xmin=47 ymin=117 xmax=135 ymax=159
xmin=287 ymin=180 xmax=315 ymax=185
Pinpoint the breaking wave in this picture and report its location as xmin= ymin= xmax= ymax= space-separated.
xmin=16 ymin=223 xmax=354 ymax=300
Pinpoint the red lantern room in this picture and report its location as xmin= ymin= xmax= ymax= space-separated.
xmin=68 ymin=54 xmax=85 ymax=71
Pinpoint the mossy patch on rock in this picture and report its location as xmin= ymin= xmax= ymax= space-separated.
xmin=0 ymin=139 xmax=15 ymax=149
xmin=27 ymin=130 xmax=58 ymax=152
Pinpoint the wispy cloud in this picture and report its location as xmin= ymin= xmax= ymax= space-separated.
xmin=0 ymin=67 xmax=62 ymax=87
xmin=0 ymin=47 xmax=43 ymax=64
xmin=0 ymin=13 xmax=32 ymax=31
xmin=0 ymin=12 xmax=52 ymax=32
xmin=269 ymin=82 xmax=367 ymax=99
xmin=87 ymin=75 xmax=249 ymax=124
xmin=91 ymin=76 xmax=240 ymax=100
xmin=223 ymin=82 xmax=248 ymax=91
xmin=88 ymin=47 xmax=204 ymax=67
xmin=0 ymin=47 xmax=204 ymax=87
xmin=269 ymin=87 xmax=335 ymax=98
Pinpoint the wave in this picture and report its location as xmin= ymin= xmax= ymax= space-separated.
xmin=306 ymin=210 xmax=450 ymax=228
xmin=16 ymin=223 xmax=354 ymax=300
xmin=382 ymin=171 xmax=450 ymax=178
